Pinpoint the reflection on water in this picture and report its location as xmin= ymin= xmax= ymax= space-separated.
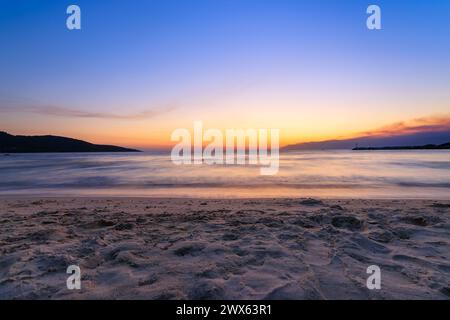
xmin=0 ymin=150 xmax=449 ymax=198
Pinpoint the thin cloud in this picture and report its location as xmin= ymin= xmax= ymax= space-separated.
xmin=361 ymin=115 xmax=450 ymax=137
xmin=0 ymin=104 xmax=177 ymax=120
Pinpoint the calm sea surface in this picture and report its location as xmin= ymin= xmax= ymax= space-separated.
xmin=0 ymin=150 xmax=449 ymax=199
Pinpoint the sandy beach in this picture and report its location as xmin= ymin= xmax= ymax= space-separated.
xmin=0 ymin=197 xmax=449 ymax=300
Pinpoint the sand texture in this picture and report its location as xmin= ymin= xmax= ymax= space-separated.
xmin=0 ymin=198 xmax=449 ymax=300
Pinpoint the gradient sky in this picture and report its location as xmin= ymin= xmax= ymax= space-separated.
xmin=0 ymin=0 xmax=449 ymax=149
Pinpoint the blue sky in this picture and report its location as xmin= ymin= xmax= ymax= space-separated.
xmin=0 ymin=0 xmax=449 ymax=147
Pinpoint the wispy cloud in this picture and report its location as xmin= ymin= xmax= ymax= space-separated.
xmin=0 ymin=101 xmax=177 ymax=120
xmin=361 ymin=115 xmax=450 ymax=137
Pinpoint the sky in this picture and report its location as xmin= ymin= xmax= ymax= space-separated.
xmin=0 ymin=0 xmax=449 ymax=149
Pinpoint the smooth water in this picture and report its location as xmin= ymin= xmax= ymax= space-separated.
xmin=0 ymin=150 xmax=449 ymax=199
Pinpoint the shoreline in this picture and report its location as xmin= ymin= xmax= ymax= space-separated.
xmin=1 ymin=194 xmax=450 ymax=200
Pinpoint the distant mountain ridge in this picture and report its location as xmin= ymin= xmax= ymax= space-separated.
xmin=282 ymin=130 xmax=450 ymax=151
xmin=353 ymin=142 xmax=450 ymax=150
xmin=0 ymin=132 xmax=140 ymax=153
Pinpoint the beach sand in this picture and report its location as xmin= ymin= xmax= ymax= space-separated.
xmin=0 ymin=197 xmax=449 ymax=300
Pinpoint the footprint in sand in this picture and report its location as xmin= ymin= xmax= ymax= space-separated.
xmin=331 ymin=216 xmax=364 ymax=231
xmin=172 ymin=241 xmax=206 ymax=257
xmin=80 ymin=219 xmax=116 ymax=229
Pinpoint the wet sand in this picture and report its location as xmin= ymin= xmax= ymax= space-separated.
xmin=0 ymin=197 xmax=449 ymax=300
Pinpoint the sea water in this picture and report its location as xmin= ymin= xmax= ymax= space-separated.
xmin=0 ymin=150 xmax=449 ymax=199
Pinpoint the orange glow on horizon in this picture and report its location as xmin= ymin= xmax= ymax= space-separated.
xmin=2 ymin=113 xmax=449 ymax=150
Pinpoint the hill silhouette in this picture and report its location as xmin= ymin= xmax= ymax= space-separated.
xmin=283 ymin=130 xmax=450 ymax=151
xmin=353 ymin=142 xmax=450 ymax=150
xmin=0 ymin=132 xmax=140 ymax=153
